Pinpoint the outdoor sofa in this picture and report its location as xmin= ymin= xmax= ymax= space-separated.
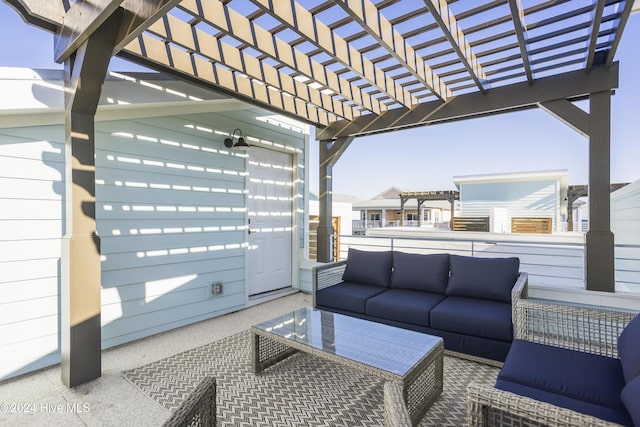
xmin=468 ymin=299 xmax=640 ymax=426
xmin=313 ymin=248 xmax=528 ymax=363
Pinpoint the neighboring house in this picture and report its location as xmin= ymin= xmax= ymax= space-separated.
xmin=353 ymin=186 xmax=458 ymax=234
xmin=0 ymin=68 xmax=312 ymax=380
xmin=453 ymin=170 xmax=569 ymax=233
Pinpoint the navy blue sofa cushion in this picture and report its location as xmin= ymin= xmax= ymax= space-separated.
xmin=446 ymin=255 xmax=519 ymax=303
xmin=429 ymin=296 xmax=513 ymax=341
xmin=391 ymin=252 xmax=449 ymax=294
xmin=498 ymin=340 xmax=627 ymax=413
xmin=618 ymin=312 xmax=640 ymax=383
xmin=316 ymin=282 xmax=387 ymax=314
xmin=496 ymin=379 xmax=631 ymax=426
xmin=621 ymin=375 xmax=640 ymax=427
xmin=342 ymin=248 xmax=393 ymax=287
xmin=365 ymin=289 xmax=446 ymax=327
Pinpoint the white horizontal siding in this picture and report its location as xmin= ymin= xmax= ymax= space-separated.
xmin=460 ymin=180 xmax=560 ymax=228
xmin=95 ymin=115 xmax=249 ymax=348
xmin=611 ymin=181 xmax=640 ymax=292
xmin=0 ymin=124 xmax=64 ymax=380
xmin=612 ymin=180 xmax=640 ymax=244
xmin=0 ymin=107 xmax=307 ymax=380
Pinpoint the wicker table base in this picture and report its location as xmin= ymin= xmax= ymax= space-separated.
xmin=251 ymin=307 xmax=443 ymax=425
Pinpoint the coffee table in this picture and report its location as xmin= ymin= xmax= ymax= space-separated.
xmin=251 ymin=307 xmax=443 ymax=425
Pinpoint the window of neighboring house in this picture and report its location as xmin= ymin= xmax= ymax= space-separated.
xmin=369 ymin=213 xmax=381 ymax=221
xmin=406 ymin=213 xmax=418 ymax=221
xmin=423 ymin=210 xmax=430 ymax=221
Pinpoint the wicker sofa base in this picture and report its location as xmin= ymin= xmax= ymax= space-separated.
xmin=467 ymin=382 xmax=622 ymax=427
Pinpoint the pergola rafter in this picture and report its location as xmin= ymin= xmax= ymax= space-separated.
xmin=176 ymin=0 xmax=385 ymax=117
xmin=508 ymin=0 xmax=533 ymax=83
xmin=247 ymin=0 xmax=419 ymax=109
xmin=144 ymin=12 xmax=360 ymax=122
xmin=334 ymin=0 xmax=451 ymax=102
xmin=421 ymin=0 xmax=488 ymax=93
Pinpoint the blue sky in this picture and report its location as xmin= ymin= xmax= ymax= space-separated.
xmin=1 ymin=3 xmax=638 ymax=200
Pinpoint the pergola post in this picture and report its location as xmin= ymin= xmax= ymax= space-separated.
xmin=448 ymin=196 xmax=456 ymax=230
xmin=318 ymin=137 xmax=353 ymax=262
xmin=60 ymin=12 xmax=122 ymax=387
xmin=417 ymin=199 xmax=425 ymax=227
xmin=585 ymin=90 xmax=615 ymax=292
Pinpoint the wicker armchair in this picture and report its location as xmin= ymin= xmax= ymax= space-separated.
xmin=467 ymin=298 xmax=638 ymax=426
xmin=383 ymin=381 xmax=412 ymax=427
xmin=163 ymin=377 xmax=216 ymax=427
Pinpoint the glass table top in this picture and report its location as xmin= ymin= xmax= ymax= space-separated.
xmin=253 ymin=307 xmax=442 ymax=376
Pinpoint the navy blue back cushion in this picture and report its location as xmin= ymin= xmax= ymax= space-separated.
xmin=618 ymin=312 xmax=640 ymax=383
xmin=446 ymin=255 xmax=519 ymax=302
xmin=621 ymin=375 xmax=640 ymax=427
xmin=391 ymin=252 xmax=449 ymax=293
xmin=342 ymin=248 xmax=393 ymax=287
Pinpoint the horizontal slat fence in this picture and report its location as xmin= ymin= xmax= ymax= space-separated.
xmin=451 ymin=216 xmax=490 ymax=232
xmin=512 ymin=217 xmax=552 ymax=234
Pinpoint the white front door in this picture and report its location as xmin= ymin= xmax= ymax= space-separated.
xmin=247 ymin=147 xmax=294 ymax=296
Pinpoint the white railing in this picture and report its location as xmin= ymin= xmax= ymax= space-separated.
xmin=330 ymin=234 xmax=640 ymax=294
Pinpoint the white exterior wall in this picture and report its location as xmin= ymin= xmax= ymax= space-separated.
xmin=611 ymin=180 xmax=640 ymax=244
xmin=0 ymin=106 xmax=308 ymax=380
xmin=0 ymin=124 xmax=64 ymax=379
xmin=309 ymin=200 xmax=353 ymax=236
xmin=611 ymin=180 xmax=640 ymax=292
xmin=459 ymin=179 xmax=561 ymax=230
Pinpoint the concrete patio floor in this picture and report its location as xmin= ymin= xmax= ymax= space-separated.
xmin=0 ymin=292 xmax=311 ymax=427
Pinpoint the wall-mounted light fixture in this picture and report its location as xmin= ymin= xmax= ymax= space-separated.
xmin=223 ymin=128 xmax=250 ymax=149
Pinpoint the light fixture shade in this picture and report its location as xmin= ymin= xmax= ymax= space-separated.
xmin=234 ymin=137 xmax=249 ymax=148
xmin=223 ymin=128 xmax=250 ymax=149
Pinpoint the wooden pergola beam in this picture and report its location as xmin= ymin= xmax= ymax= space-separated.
xmin=55 ymin=0 xmax=124 ymax=62
xmin=317 ymin=63 xmax=619 ymax=140
xmin=54 ymin=0 xmax=181 ymax=63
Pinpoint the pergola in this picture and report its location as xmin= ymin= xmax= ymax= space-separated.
xmin=398 ymin=191 xmax=459 ymax=227
xmin=4 ymin=0 xmax=636 ymax=386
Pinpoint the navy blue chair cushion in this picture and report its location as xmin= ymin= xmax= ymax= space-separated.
xmin=498 ymin=340 xmax=626 ymax=412
xmin=621 ymin=375 xmax=640 ymax=427
xmin=365 ymin=289 xmax=446 ymax=327
xmin=496 ymin=379 xmax=632 ymax=426
xmin=446 ymin=255 xmax=519 ymax=302
xmin=618 ymin=312 xmax=640 ymax=383
xmin=315 ymin=282 xmax=387 ymax=314
xmin=429 ymin=296 xmax=513 ymax=341
xmin=391 ymin=252 xmax=449 ymax=294
xmin=342 ymin=248 xmax=393 ymax=287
